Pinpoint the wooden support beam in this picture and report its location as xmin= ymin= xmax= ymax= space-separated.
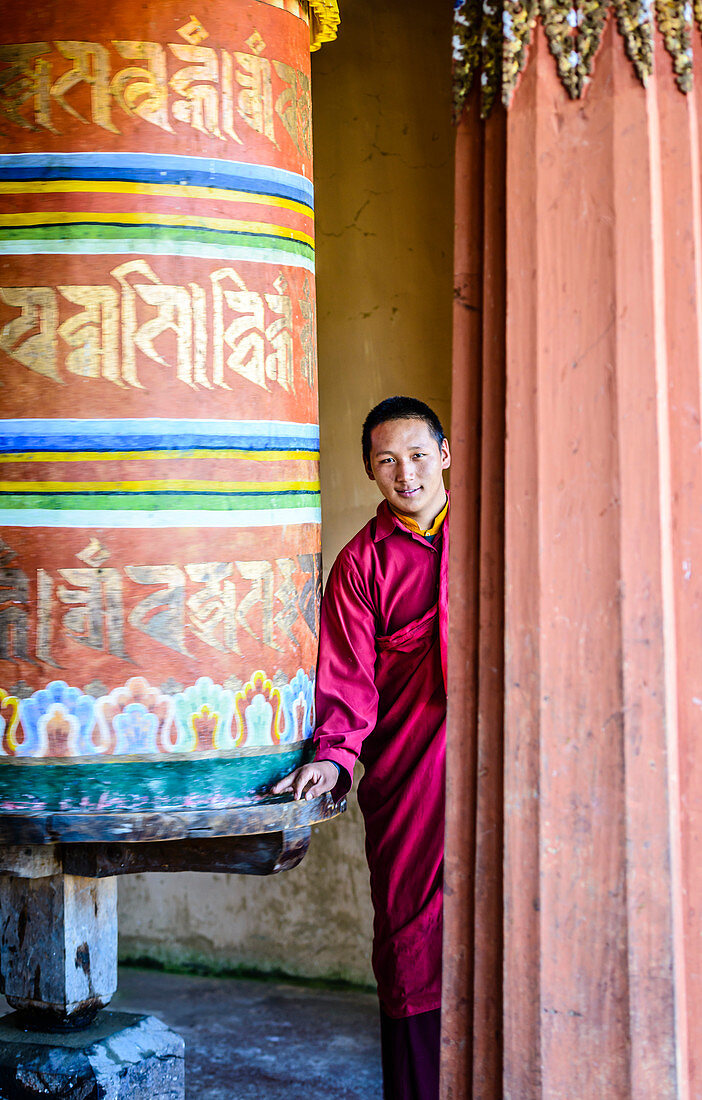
xmin=61 ymin=830 xmax=311 ymax=878
xmin=0 ymin=872 xmax=117 ymax=1027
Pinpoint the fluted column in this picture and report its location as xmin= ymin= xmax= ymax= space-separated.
xmin=445 ymin=7 xmax=702 ymax=1098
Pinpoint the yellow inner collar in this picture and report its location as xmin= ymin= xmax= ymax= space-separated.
xmin=391 ymin=497 xmax=448 ymax=538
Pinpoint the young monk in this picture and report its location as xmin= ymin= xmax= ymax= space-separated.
xmin=272 ymin=395 xmax=450 ymax=1100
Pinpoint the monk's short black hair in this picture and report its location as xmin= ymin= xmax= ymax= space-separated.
xmin=362 ymin=396 xmax=445 ymax=467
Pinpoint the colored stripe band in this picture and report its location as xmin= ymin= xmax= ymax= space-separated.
xmin=0 ymin=420 xmax=320 ymax=452
xmin=0 ymin=450 xmax=318 ymax=464
xmin=0 ymin=238 xmax=315 ymax=271
xmin=0 ymin=508 xmax=322 ymax=528
xmin=0 ymin=226 xmax=313 ymax=264
xmin=0 ymin=492 xmax=321 ymax=510
xmin=0 ymin=213 xmax=315 ymax=250
xmin=0 ymin=181 xmax=314 ymax=220
xmin=0 ymin=153 xmax=314 ymax=207
xmin=0 ymin=480 xmax=320 ymax=494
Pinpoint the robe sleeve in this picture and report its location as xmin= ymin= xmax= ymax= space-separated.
xmin=313 ymin=550 xmax=379 ymax=799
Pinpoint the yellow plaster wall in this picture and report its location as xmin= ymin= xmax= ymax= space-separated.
xmin=118 ymin=0 xmax=454 ymax=987
xmin=315 ymin=0 xmax=454 ymax=566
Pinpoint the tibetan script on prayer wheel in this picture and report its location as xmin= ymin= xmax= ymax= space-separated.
xmin=0 ymin=0 xmax=336 ymax=826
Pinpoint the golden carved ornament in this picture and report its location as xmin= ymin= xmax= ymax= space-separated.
xmin=308 ymin=0 xmax=341 ymax=49
xmin=454 ymin=0 xmax=697 ymax=116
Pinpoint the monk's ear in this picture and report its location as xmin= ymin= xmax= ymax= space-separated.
xmin=440 ymin=438 xmax=451 ymax=470
xmin=364 ymin=458 xmax=375 ymax=481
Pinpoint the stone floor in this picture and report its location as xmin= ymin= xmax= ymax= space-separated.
xmin=1 ymin=967 xmax=383 ymax=1100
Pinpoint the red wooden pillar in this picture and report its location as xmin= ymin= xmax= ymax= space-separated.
xmin=444 ymin=7 xmax=702 ymax=1098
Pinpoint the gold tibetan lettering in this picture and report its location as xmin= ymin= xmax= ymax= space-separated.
xmin=34 ymin=57 xmax=56 ymax=132
xmin=274 ymin=557 xmax=299 ymax=648
xmin=57 ymin=285 xmax=120 ymax=384
xmin=298 ymin=274 xmax=317 ymax=388
xmin=211 ymin=267 xmax=266 ymax=390
xmin=0 ymin=43 xmax=52 ymax=131
xmin=126 ymin=564 xmax=189 ymax=656
xmin=36 ymin=568 xmax=57 ymax=665
xmin=185 ymin=562 xmax=238 ymax=654
xmin=189 ymin=282 xmax=211 ymax=388
xmin=112 ymin=259 xmax=194 ymax=388
xmin=265 ymin=273 xmax=294 ymax=393
xmin=169 ymin=43 xmax=222 ymax=138
xmin=273 ymin=61 xmax=311 ymax=157
xmin=52 ymin=41 xmax=117 ymax=133
xmin=0 ymin=543 xmax=29 ymax=663
xmin=235 ymin=560 xmax=277 ymax=649
xmin=220 ymin=50 xmax=243 ymax=143
xmin=297 ymin=552 xmax=321 ymax=637
xmin=132 ymin=282 xmax=194 ymax=387
xmin=57 ymin=566 xmax=126 ymax=658
xmin=111 ymin=40 xmax=172 ymax=132
xmin=0 ymin=287 xmax=60 ymax=383
xmin=235 ymin=51 xmax=276 ymax=145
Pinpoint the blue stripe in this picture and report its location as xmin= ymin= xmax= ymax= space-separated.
xmin=0 ymin=419 xmax=320 ymax=453
xmin=0 ymin=153 xmax=314 ymax=208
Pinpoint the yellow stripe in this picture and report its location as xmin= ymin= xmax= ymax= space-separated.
xmin=0 ymin=211 xmax=315 ymax=249
xmin=0 ymin=449 xmax=319 ymax=464
xmin=0 ymin=479 xmax=321 ymax=493
xmin=0 ymin=180 xmax=314 ymax=221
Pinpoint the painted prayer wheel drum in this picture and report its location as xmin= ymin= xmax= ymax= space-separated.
xmin=0 ymin=0 xmax=339 ymax=833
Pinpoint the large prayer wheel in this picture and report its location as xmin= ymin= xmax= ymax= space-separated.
xmin=0 ymin=0 xmax=339 ymax=833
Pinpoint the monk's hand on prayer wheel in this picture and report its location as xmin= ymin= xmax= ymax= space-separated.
xmin=270 ymin=761 xmax=339 ymax=801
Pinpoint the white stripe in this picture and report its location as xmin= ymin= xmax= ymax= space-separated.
xmin=0 ymin=508 xmax=321 ymax=528
xmin=0 ymin=239 xmax=315 ymax=273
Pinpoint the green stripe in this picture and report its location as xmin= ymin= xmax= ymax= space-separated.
xmin=0 ymin=223 xmax=314 ymax=259
xmin=0 ymin=491 xmax=321 ymax=511
xmin=0 ymin=745 xmax=312 ymax=814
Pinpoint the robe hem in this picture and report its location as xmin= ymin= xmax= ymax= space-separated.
xmin=378 ymin=995 xmax=442 ymax=1020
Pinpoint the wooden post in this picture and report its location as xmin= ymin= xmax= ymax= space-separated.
xmin=0 ymin=870 xmax=117 ymax=1027
xmin=0 ymin=850 xmax=183 ymax=1097
xmin=445 ymin=8 xmax=702 ymax=1097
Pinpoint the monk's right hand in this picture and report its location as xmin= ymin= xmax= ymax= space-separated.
xmin=270 ymin=760 xmax=339 ymax=801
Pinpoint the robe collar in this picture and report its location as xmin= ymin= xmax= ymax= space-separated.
xmin=373 ymin=493 xmax=450 ymax=543
xmin=391 ymin=497 xmax=448 ymax=538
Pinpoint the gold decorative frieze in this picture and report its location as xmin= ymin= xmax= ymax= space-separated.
xmin=454 ymin=0 xmax=697 ymax=116
xmin=307 ymin=0 xmax=341 ymax=49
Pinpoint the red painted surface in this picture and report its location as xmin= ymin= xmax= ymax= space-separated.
xmin=444 ymin=15 xmax=702 ymax=1099
xmin=0 ymin=2 xmax=312 ymax=176
xmin=0 ymin=1 xmax=321 ymax=798
xmin=441 ymin=94 xmax=484 ymax=1099
xmin=441 ymin=92 xmax=506 ymax=1100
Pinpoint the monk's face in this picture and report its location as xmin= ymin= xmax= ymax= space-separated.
xmin=366 ymin=418 xmax=450 ymax=530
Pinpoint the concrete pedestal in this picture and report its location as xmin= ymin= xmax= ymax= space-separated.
xmin=0 ymin=1010 xmax=184 ymax=1100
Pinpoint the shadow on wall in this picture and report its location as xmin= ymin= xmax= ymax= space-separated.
xmin=118 ymin=792 xmax=375 ymax=985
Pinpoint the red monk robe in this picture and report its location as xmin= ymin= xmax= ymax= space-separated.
xmin=313 ymin=497 xmax=448 ymax=1018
